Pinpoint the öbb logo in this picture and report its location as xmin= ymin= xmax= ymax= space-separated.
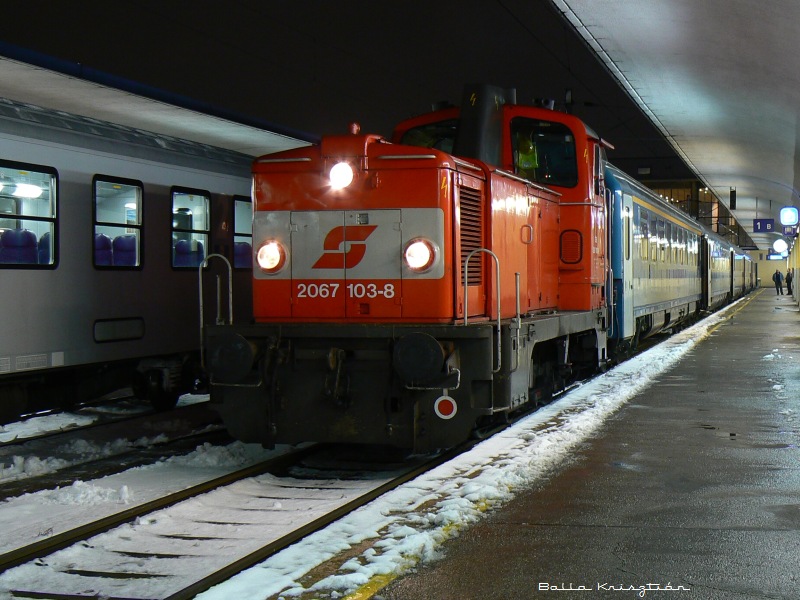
xmin=313 ymin=225 xmax=377 ymax=269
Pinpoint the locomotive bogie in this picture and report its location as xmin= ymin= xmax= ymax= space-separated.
xmin=206 ymin=311 xmax=608 ymax=453
xmin=206 ymin=322 xmax=497 ymax=452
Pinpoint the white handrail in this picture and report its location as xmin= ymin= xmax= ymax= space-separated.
xmin=198 ymin=253 xmax=233 ymax=369
xmin=463 ymin=248 xmax=502 ymax=373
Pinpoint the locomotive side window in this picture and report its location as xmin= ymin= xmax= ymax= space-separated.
xmin=93 ymin=176 xmax=143 ymax=268
xmin=233 ymin=195 xmax=252 ymax=269
xmin=511 ymin=118 xmax=578 ymax=187
xmin=0 ymin=161 xmax=57 ymax=267
xmin=171 ymin=187 xmax=209 ymax=268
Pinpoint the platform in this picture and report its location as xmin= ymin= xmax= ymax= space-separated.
xmin=381 ymin=288 xmax=800 ymax=599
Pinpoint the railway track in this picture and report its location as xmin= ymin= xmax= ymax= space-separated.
xmin=0 ymin=402 xmax=225 ymax=498
xmin=0 ymin=394 xmax=211 ymax=448
xmin=0 ymin=443 xmax=465 ymax=600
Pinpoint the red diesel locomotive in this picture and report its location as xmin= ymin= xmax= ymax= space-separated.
xmin=203 ymin=85 xmax=614 ymax=452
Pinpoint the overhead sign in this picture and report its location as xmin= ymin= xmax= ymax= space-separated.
xmin=753 ymin=219 xmax=775 ymax=232
xmin=783 ymin=225 xmax=797 ymax=237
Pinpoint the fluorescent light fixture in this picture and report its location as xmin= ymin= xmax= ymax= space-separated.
xmin=13 ymin=183 xmax=42 ymax=198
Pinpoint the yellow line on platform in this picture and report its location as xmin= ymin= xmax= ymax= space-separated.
xmin=342 ymin=573 xmax=400 ymax=600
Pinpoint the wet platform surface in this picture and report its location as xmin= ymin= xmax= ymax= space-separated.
xmin=381 ymin=289 xmax=800 ymax=599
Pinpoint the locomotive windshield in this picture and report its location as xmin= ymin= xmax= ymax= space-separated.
xmin=511 ymin=117 xmax=578 ymax=188
xmin=399 ymin=119 xmax=458 ymax=154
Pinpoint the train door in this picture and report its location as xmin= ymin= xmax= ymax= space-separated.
xmin=619 ymin=193 xmax=635 ymax=339
xmin=700 ymin=236 xmax=711 ymax=309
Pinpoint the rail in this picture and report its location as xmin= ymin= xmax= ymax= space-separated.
xmin=198 ymin=253 xmax=233 ymax=370
xmin=463 ymin=248 xmax=502 ymax=373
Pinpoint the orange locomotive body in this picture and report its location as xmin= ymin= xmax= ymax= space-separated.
xmin=204 ymin=85 xmax=611 ymax=452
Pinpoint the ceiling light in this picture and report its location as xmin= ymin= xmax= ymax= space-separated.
xmin=13 ymin=183 xmax=42 ymax=198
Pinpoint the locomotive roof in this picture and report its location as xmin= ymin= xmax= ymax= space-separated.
xmin=0 ymin=43 xmax=317 ymax=158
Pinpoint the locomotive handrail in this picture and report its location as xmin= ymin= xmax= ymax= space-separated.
xmin=199 ymin=253 xmax=233 ymax=370
xmin=376 ymin=154 xmax=438 ymax=160
xmin=463 ymin=248 xmax=502 ymax=373
xmin=453 ymin=158 xmax=483 ymax=171
xmin=511 ymin=272 xmax=522 ymax=373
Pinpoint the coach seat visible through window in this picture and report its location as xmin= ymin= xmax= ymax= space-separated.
xmin=234 ymin=241 xmax=252 ymax=268
xmin=0 ymin=228 xmax=38 ymax=264
xmin=95 ymin=233 xmax=113 ymax=266
xmin=174 ymin=238 xmax=204 ymax=267
xmin=112 ymin=234 xmax=137 ymax=266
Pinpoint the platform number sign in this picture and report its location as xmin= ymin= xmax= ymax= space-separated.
xmin=753 ymin=219 xmax=775 ymax=232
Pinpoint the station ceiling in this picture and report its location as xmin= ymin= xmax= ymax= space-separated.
xmin=554 ymin=0 xmax=798 ymax=251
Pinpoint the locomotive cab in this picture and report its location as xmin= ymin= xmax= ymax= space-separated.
xmin=392 ymin=86 xmax=610 ymax=315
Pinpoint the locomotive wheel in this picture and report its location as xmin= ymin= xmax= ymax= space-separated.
xmin=132 ymin=369 xmax=180 ymax=411
xmin=147 ymin=388 xmax=180 ymax=412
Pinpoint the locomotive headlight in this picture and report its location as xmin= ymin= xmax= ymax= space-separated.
xmin=256 ymin=240 xmax=287 ymax=273
xmin=329 ymin=162 xmax=354 ymax=190
xmin=404 ymin=238 xmax=437 ymax=272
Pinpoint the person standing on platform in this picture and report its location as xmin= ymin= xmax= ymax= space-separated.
xmin=773 ymin=269 xmax=784 ymax=295
xmin=787 ymin=268 xmax=794 ymax=295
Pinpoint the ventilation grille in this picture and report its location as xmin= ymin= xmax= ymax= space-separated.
xmin=560 ymin=230 xmax=583 ymax=264
xmin=459 ymin=185 xmax=483 ymax=286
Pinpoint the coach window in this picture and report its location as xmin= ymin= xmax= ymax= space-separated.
xmin=0 ymin=161 xmax=57 ymax=267
xmin=650 ymin=215 xmax=658 ymax=262
xmin=639 ymin=208 xmax=649 ymax=261
xmin=93 ymin=177 xmax=143 ymax=268
xmin=233 ymin=195 xmax=252 ymax=269
xmin=672 ymin=226 xmax=678 ymax=264
xmin=664 ymin=222 xmax=671 ymax=264
xmin=172 ymin=188 xmax=209 ymax=268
